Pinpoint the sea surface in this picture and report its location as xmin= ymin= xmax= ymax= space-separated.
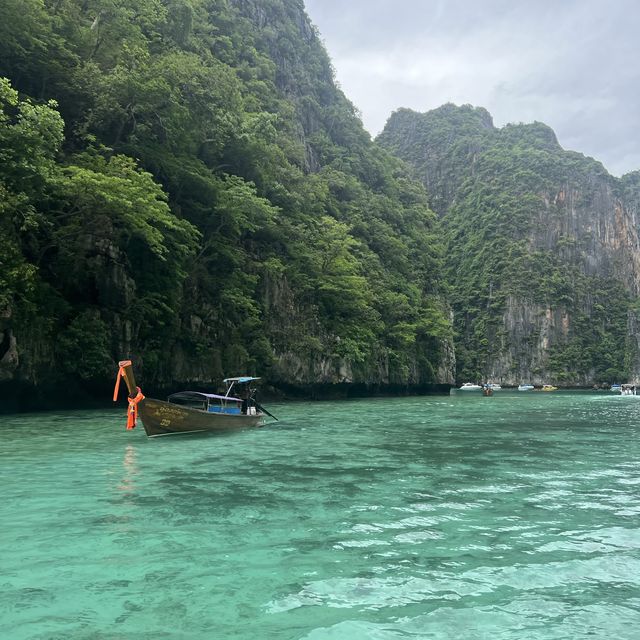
xmin=1 ymin=390 xmax=640 ymax=639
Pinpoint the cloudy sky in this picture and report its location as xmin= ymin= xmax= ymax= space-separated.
xmin=304 ymin=0 xmax=640 ymax=177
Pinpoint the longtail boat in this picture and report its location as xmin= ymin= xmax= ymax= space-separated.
xmin=113 ymin=360 xmax=274 ymax=437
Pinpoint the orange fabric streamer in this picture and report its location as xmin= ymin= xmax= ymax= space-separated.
xmin=113 ymin=362 xmax=144 ymax=430
xmin=113 ymin=363 xmax=127 ymax=401
xmin=126 ymin=388 xmax=145 ymax=430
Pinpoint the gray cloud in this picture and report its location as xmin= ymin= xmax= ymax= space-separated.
xmin=305 ymin=0 xmax=640 ymax=176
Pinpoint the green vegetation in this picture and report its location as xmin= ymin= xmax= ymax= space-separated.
xmin=3 ymin=2 xmax=634 ymax=399
xmin=0 ymin=0 xmax=451 ymax=398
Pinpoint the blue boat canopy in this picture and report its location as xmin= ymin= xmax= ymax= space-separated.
xmin=168 ymin=391 xmax=242 ymax=403
xmin=223 ymin=376 xmax=261 ymax=384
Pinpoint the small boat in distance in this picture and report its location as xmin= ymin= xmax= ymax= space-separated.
xmin=518 ymin=384 xmax=534 ymax=391
xmin=610 ymin=384 xmax=621 ymax=392
xmin=488 ymin=383 xmax=502 ymax=390
xmin=541 ymin=384 xmax=558 ymax=392
xmin=113 ymin=360 xmax=275 ymax=437
xmin=459 ymin=382 xmax=482 ymax=391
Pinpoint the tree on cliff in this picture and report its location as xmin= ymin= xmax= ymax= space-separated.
xmin=0 ymin=0 xmax=452 ymax=402
xmin=0 ymin=76 xmax=199 ymax=387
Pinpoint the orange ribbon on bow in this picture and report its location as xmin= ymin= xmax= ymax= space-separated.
xmin=126 ymin=388 xmax=145 ymax=430
xmin=113 ymin=363 xmax=144 ymax=430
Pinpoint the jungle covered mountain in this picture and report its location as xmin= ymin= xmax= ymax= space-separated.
xmin=378 ymin=104 xmax=640 ymax=386
xmin=0 ymin=0 xmax=453 ymax=407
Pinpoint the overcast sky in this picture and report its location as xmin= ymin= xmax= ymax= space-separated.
xmin=304 ymin=0 xmax=640 ymax=177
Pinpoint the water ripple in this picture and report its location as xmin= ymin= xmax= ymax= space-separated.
xmin=2 ymin=395 xmax=640 ymax=638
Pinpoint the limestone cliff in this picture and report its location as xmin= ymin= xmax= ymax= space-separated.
xmin=0 ymin=0 xmax=454 ymax=410
xmin=378 ymin=105 xmax=640 ymax=386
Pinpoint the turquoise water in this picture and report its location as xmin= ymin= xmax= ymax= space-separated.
xmin=2 ymin=391 xmax=640 ymax=639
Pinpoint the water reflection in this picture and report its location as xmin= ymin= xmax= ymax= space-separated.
xmin=118 ymin=444 xmax=138 ymax=495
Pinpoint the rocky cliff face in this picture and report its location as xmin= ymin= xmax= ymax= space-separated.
xmin=0 ymin=0 xmax=455 ymax=410
xmin=508 ymin=178 xmax=640 ymax=385
xmin=378 ymin=105 xmax=640 ymax=386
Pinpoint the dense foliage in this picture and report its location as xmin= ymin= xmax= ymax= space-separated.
xmin=0 ymin=0 xmax=451 ymax=400
xmin=379 ymin=104 xmax=637 ymax=384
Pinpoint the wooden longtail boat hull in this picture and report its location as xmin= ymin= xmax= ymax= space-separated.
xmin=139 ymin=398 xmax=264 ymax=437
xmin=114 ymin=360 xmax=268 ymax=437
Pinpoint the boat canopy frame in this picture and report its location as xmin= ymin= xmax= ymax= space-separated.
xmin=168 ymin=391 xmax=243 ymax=412
xmin=167 ymin=376 xmax=261 ymax=412
xmin=223 ymin=376 xmax=261 ymax=398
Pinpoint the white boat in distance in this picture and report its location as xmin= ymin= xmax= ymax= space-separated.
xmin=518 ymin=384 xmax=534 ymax=391
xmin=459 ymin=382 xmax=482 ymax=391
xmin=488 ymin=383 xmax=502 ymax=390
